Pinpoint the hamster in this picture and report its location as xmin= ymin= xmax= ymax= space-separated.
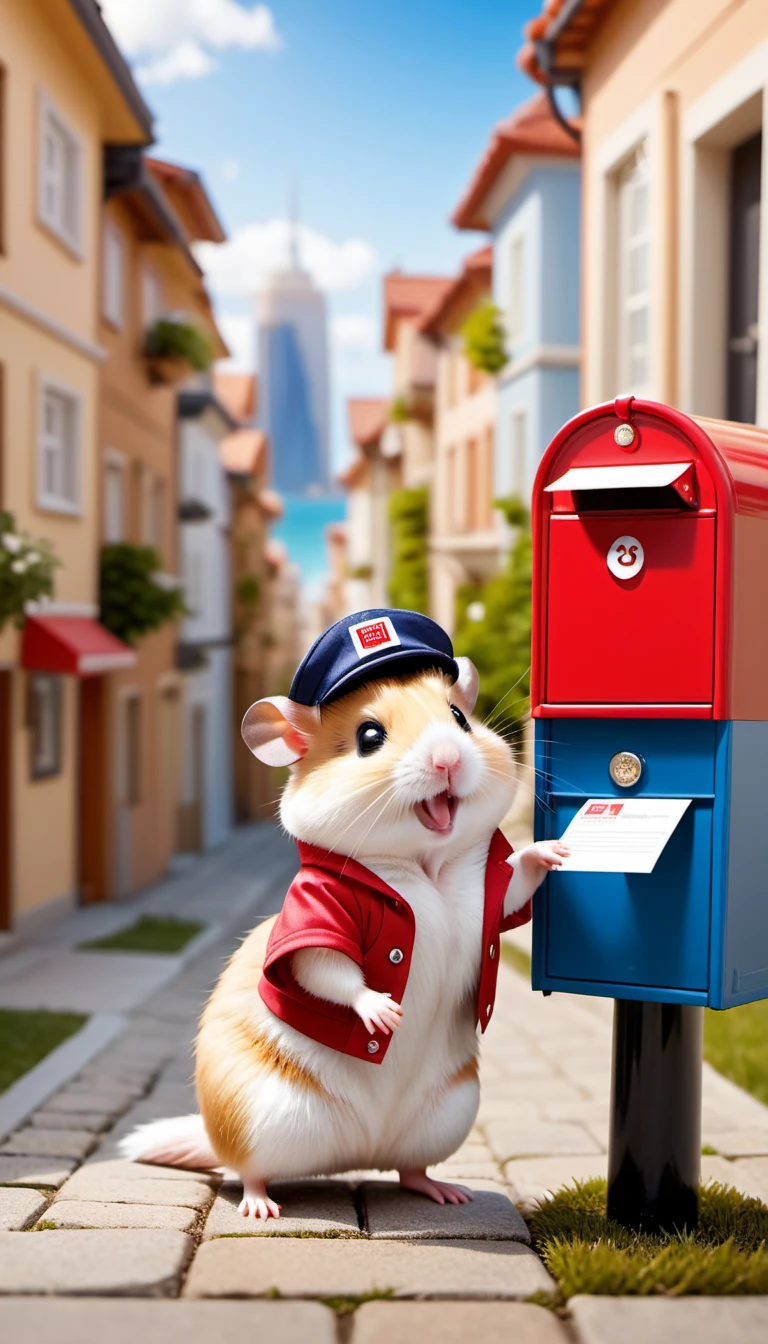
xmin=120 ymin=658 xmax=567 ymax=1218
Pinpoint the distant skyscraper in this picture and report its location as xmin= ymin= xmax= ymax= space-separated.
xmin=256 ymin=207 xmax=330 ymax=495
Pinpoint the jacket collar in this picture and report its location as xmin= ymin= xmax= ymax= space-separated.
xmin=297 ymin=828 xmax=512 ymax=906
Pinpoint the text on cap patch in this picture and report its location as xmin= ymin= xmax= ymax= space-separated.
xmin=348 ymin=616 xmax=401 ymax=659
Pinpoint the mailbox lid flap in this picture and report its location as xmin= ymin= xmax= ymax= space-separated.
xmin=545 ymin=462 xmax=691 ymax=492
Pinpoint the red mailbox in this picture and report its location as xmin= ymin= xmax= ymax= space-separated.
xmin=531 ymin=396 xmax=768 ymax=720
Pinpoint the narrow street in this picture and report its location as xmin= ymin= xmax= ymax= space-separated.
xmin=1 ymin=825 xmax=768 ymax=1340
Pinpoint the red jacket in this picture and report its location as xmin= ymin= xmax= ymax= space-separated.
xmin=258 ymin=829 xmax=531 ymax=1064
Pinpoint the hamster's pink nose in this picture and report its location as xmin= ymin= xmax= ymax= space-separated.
xmin=431 ymin=743 xmax=462 ymax=783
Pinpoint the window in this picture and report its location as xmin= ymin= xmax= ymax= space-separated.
xmin=38 ymin=94 xmax=83 ymax=254
xmin=139 ymin=468 xmax=165 ymax=551
xmin=103 ymin=450 xmax=125 ymax=543
xmin=510 ymin=409 xmax=528 ymax=501
xmin=120 ymin=693 xmax=141 ymax=807
xmin=38 ymin=379 xmax=81 ymax=513
xmin=508 ymin=233 xmax=526 ymax=345
xmin=102 ymin=222 xmax=124 ymax=328
xmin=142 ymin=266 xmax=162 ymax=329
xmin=617 ymin=146 xmax=651 ymax=394
xmin=188 ymin=551 xmax=204 ymax=617
xmin=29 ymin=674 xmax=63 ymax=779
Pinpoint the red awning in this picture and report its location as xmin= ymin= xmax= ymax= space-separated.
xmin=22 ymin=615 xmax=137 ymax=676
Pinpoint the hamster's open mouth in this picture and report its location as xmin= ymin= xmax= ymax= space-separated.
xmin=414 ymin=791 xmax=458 ymax=835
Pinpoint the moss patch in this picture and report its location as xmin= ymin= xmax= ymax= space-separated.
xmin=500 ymin=939 xmax=532 ymax=979
xmin=704 ymin=998 xmax=768 ymax=1107
xmin=78 ymin=915 xmax=204 ymax=955
xmin=321 ymin=1289 xmax=395 ymax=1316
xmin=528 ymin=1178 xmax=768 ymax=1300
xmin=0 ymin=1009 xmax=88 ymax=1093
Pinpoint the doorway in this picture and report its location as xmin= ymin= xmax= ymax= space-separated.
xmin=727 ymin=131 xmax=762 ymax=424
xmin=78 ymin=676 xmax=108 ymax=903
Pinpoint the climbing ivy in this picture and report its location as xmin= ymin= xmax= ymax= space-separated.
xmin=387 ymin=486 xmax=429 ymax=614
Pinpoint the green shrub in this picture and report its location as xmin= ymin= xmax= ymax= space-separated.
xmin=453 ymin=496 xmax=531 ymax=734
xmin=0 ymin=512 xmax=60 ymax=631
xmin=462 ymin=302 xmax=508 ymax=374
xmin=388 ymin=486 xmax=429 ymax=613
xmin=100 ymin=544 xmax=186 ymax=646
xmin=144 ymin=316 xmax=213 ymax=371
xmin=236 ymin=574 xmax=261 ymax=608
xmin=389 ymin=394 xmax=409 ymax=424
xmin=346 ymin=563 xmax=373 ymax=581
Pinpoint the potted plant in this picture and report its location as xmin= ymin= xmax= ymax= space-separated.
xmin=99 ymin=543 xmax=187 ymax=645
xmin=0 ymin=512 xmax=60 ymax=631
xmin=461 ymin=301 xmax=508 ymax=375
xmin=143 ymin=313 xmax=213 ymax=385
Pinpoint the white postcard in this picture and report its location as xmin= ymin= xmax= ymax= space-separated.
xmin=554 ymin=798 xmax=692 ymax=874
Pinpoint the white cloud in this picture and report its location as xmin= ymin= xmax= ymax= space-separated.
xmin=102 ymin=1 xmax=281 ymax=85
xmin=221 ymin=159 xmax=242 ymax=182
xmin=136 ymin=40 xmax=215 ymax=86
xmin=215 ymin=315 xmax=255 ymax=372
xmin=196 ymin=220 xmax=378 ymax=295
xmin=331 ymin=314 xmax=376 ymax=353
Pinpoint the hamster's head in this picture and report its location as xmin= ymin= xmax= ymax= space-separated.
xmin=242 ymin=659 xmax=518 ymax=863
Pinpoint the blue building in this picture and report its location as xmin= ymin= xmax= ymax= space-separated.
xmin=453 ymin=92 xmax=581 ymax=506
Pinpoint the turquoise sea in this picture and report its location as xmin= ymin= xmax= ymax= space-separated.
xmin=272 ymin=494 xmax=347 ymax=600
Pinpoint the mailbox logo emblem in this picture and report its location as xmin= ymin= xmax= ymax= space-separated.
xmin=607 ymin=535 xmax=644 ymax=580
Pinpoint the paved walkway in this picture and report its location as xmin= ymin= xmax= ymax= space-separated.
xmin=1 ymin=824 xmax=768 ymax=1341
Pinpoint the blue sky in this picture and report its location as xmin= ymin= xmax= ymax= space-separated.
xmin=103 ymin=0 xmax=538 ymax=476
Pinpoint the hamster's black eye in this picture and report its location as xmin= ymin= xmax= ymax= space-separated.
xmin=356 ymin=720 xmax=387 ymax=756
xmin=451 ymin=704 xmax=471 ymax=733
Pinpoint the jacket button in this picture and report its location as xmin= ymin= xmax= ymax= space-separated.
xmin=489 ymin=944 xmax=495 ymax=959
xmin=367 ymin=1040 xmax=380 ymax=1054
xmin=389 ymin=948 xmax=404 ymax=964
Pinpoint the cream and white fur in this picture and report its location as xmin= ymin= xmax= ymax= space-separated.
xmin=120 ymin=659 xmax=567 ymax=1218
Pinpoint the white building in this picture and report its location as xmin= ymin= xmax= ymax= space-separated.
xmin=176 ymin=388 xmax=234 ymax=852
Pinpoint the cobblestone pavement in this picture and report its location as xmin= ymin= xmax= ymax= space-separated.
xmin=1 ymin=823 xmax=768 ymax=1341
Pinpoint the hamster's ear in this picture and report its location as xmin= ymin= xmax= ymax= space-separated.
xmin=241 ymin=696 xmax=320 ymax=766
xmin=452 ymin=657 xmax=479 ymax=715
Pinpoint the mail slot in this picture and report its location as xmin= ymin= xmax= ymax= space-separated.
xmin=531 ymin=397 xmax=768 ymax=1009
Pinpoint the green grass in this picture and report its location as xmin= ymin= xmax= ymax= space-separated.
xmin=78 ymin=915 xmax=204 ymax=955
xmin=528 ymin=1178 xmax=768 ymax=1300
xmin=0 ymin=1009 xmax=88 ymax=1093
xmin=321 ymin=1289 xmax=395 ymax=1316
xmin=501 ymin=940 xmax=768 ymax=1111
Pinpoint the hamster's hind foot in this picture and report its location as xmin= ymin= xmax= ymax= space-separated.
xmin=238 ymin=1180 xmax=282 ymax=1220
xmin=398 ymin=1169 xmax=474 ymax=1206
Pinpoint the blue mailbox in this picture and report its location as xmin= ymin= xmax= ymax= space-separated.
xmin=531 ymin=398 xmax=768 ymax=1010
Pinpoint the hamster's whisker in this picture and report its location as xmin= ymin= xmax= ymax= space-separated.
xmin=483 ymin=671 xmax=532 ymax=727
xmin=330 ymin=779 xmax=402 ymax=846
xmin=344 ymin=785 xmax=404 ymax=870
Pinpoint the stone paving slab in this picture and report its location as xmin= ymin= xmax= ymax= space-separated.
xmin=353 ymin=1300 xmax=570 ymax=1342
xmin=28 ymin=1110 xmax=114 ymax=1133
xmin=0 ymin=1155 xmax=76 ymax=1189
xmin=0 ymin=1298 xmax=336 ymax=1344
xmin=486 ymin=1119 xmax=603 ymax=1162
xmin=569 ymin=1295 xmax=768 ymax=1344
xmin=362 ymin=1182 xmax=530 ymax=1241
xmin=0 ymin=1127 xmax=97 ymax=1160
xmin=184 ymin=1236 xmax=555 ymax=1300
xmin=0 ymin=1229 xmax=194 ymax=1297
xmin=726 ymin=1158 xmax=768 ymax=1201
xmin=44 ymin=1199 xmax=200 ymax=1232
xmin=54 ymin=1169 xmax=215 ymax=1211
xmin=708 ymin=1128 xmax=768 ymax=1157
xmin=43 ymin=1091 xmax=134 ymax=1116
xmin=204 ymin=1181 xmax=360 ymax=1238
xmin=0 ymin=1188 xmax=49 ymax=1230
xmin=75 ymin=1156 xmax=220 ymax=1185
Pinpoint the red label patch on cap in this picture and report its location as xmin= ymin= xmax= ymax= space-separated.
xmin=348 ymin=616 xmax=401 ymax=659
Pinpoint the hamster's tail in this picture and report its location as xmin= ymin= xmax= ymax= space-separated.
xmin=118 ymin=1114 xmax=219 ymax=1170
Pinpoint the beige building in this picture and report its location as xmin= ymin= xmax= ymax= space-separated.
xmin=0 ymin=0 xmax=154 ymax=930
xmin=90 ymin=154 xmax=227 ymax=900
xmin=520 ymin=0 xmax=768 ymax=427
xmin=338 ymin=399 xmax=399 ymax=612
xmin=382 ymin=273 xmax=452 ymax=489
xmin=420 ymin=247 xmax=501 ymax=635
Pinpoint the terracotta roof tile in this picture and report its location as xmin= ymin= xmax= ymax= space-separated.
xmin=219 ymin=429 xmax=267 ymax=476
xmin=419 ymin=246 xmax=493 ymax=335
xmin=383 ymin=273 xmax=453 ymax=350
xmin=214 ymin=373 xmax=258 ymax=424
xmin=337 ymin=452 xmax=368 ymax=489
xmin=452 ymin=91 xmax=580 ymax=231
xmin=145 ymin=157 xmax=226 ymax=243
xmin=347 ymin=397 xmax=390 ymax=449
xmin=517 ymin=0 xmax=616 ymax=85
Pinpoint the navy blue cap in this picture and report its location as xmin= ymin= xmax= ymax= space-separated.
xmin=289 ymin=609 xmax=459 ymax=707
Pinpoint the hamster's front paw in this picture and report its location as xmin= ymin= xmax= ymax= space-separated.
xmin=522 ymin=840 xmax=570 ymax=871
xmin=354 ymin=987 xmax=403 ymax=1035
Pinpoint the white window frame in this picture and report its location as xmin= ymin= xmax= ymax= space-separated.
xmin=507 ymin=230 xmax=527 ymax=346
xmin=102 ymin=220 xmax=125 ymax=329
xmin=510 ymin=407 xmax=528 ymax=501
xmin=29 ymin=673 xmax=63 ymax=780
xmin=37 ymin=375 xmax=83 ymax=515
xmin=103 ymin=447 xmax=126 ymax=544
xmin=616 ymin=145 xmax=652 ymax=397
xmin=37 ymin=91 xmax=84 ymax=257
xmin=142 ymin=264 xmax=162 ymax=330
